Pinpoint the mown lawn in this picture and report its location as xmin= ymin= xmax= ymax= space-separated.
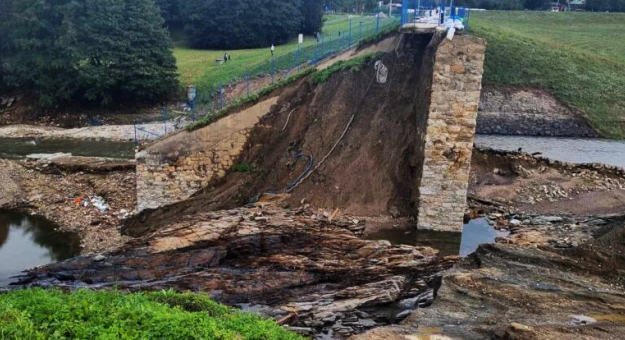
xmin=0 ymin=289 xmax=303 ymax=340
xmin=471 ymin=11 xmax=625 ymax=138
xmin=174 ymin=14 xmax=396 ymax=92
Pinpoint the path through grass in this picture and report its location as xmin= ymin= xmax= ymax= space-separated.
xmin=174 ymin=15 xmax=396 ymax=94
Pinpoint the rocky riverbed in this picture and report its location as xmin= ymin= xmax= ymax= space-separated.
xmin=11 ymin=207 xmax=458 ymax=338
xmin=0 ymin=156 xmax=135 ymax=254
xmin=2 ymin=148 xmax=625 ymax=339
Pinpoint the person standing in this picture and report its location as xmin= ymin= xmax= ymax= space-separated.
xmin=270 ymin=44 xmax=275 ymax=56
xmin=223 ymin=53 xmax=228 ymax=63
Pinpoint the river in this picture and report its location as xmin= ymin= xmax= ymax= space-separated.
xmin=0 ymin=138 xmax=135 ymax=160
xmin=365 ymin=218 xmax=509 ymax=257
xmin=0 ymin=210 xmax=80 ymax=286
xmin=475 ymin=135 xmax=625 ymax=168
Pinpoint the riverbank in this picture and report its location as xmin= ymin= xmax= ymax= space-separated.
xmin=0 ymin=156 xmax=135 ymax=254
xmin=6 ymin=149 xmax=625 ymax=338
xmin=477 ymin=86 xmax=599 ymax=138
xmin=471 ymin=11 xmax=625 ymax=139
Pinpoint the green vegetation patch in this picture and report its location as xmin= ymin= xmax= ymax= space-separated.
xmin=312 ymin=52 xmax=383 ymax=84
xmin=0 ymin=289 xmax=303 ymax=340
xmin=471 ymin=11 xmax=625 ymax=139
xmin=186 ymin=67 xmax=315 ymax=132
xmin=232 ymin=163 xmax=256 ymax=173
xmin=187 ymin=51 xmax=382 ymax=132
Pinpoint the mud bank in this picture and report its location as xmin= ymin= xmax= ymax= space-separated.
xmin=0 ymin=157 xmax=135 ymax=254
xmin=470 ymin=148 xmax=625 ymax=216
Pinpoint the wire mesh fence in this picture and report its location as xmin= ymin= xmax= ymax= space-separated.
xmin=131 ymin=14 xmax=400 ymax=144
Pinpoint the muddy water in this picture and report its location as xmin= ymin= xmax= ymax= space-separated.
xmin=0 ymin=210 xmax=80 ymax=286
xmin=0 ymin=138 xmax=135 ymax=160
xmin=365 ymin=218 xmax=509 ymax=257
xmin=475 ymin=135 xmax=625 ymax=168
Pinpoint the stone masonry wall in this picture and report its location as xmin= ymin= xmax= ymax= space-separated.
xmin=416 ymin=35 xmax=486 ymax=232
xmin=136 ymin=97 xmax=278 ymax=212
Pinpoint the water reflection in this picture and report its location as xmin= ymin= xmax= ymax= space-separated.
xmin=0 ymin=210 xmax=80 ymax=285
xmin=364 ymin=218 xmax=508 ymax=257
xmin=0 ymin=138 xmax=135 ymax=160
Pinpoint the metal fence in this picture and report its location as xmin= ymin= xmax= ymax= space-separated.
xmin=130 ymin=14 xmax=400 ymax=144
xmin=401 ymin=0 xmax=471 ymax=30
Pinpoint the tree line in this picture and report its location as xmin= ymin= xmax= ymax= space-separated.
xmin=0 ymin=0 xmax=327 ymax=109
xmin=156 ymin=0 xmax=325 ymax=49
xmin=1 ymin=0 xmax=179 ymax=108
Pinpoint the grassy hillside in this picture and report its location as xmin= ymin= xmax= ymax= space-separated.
xmin=0 ymin=289 xmax=302 ymax=340
xmin=174 ymin=14 xmax=395 ymax=95
xmin=471 ymin=11 xmax=625 ymax=138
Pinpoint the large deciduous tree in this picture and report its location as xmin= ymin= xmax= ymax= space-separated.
xmin=179 ymin=0 xmax=304 ymax=49
xmin=3 ymin=0 xmax=179 ymax=108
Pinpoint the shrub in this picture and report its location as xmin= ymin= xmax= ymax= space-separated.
xmin=0 ymin=288 xmax=303 ymax=340
xmin=3 ymin=0 xmax=180 ymax=108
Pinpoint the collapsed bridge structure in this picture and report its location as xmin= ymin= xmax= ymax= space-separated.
xmin=135 ymin=29 xmax=485 ymax=233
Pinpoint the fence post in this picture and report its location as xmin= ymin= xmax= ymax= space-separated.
xmin=162 ymin=106 xmax=167 ymax=135
xmin=133 ymin=119 xmax=138 ymax=145
xmin=220 ymin=83 xmax=224 ymax=110
xmin=349 ymin=19 xmax=352 ymax=47
xmin=359 ymin=21 xmax=363 ymax=42
xmin=297 ymin=44 xmax=300 ymax=72
xmin=440 ymin=4 xmax=445 ymax=25
xmin=376 ymin=13 xmax=380 ymax=34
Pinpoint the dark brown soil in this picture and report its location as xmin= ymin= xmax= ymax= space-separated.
xmin=127 ymin=52 xmax=428 ymax=234
xmin=469 ymin=149 xmax=625 ymax=216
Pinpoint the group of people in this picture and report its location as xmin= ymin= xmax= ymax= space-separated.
xmin=222 ymin=53 xmax=231 ymax=63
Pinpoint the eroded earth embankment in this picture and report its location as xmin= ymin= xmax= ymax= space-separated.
xmin=129 ymin=41 xmax=429 ymax=235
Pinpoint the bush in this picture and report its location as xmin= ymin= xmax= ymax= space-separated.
xmin=3 ymin=0 xmax=180 ymax=108
xmin=179 ymin=0 xmax=305 ymax=49
xmin=0 ymin=289 xmax=304 ymax=340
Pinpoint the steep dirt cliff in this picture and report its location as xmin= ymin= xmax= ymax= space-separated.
xmin=127 ymin=35 xmax=438 ymax=236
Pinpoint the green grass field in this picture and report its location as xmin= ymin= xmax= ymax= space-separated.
xmin=0 ymin=289 xmax=303 ymax=340
xmin=471 ymin=11 xmax=625 ymax=138
xmin=174 ymin=14 xmax=396 ymax=98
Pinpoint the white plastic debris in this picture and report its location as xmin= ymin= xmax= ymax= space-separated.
xmin=91 ymin=196 xmax=109 ymax=212
xmin=374 ymin=61 xmax=388 ymax=84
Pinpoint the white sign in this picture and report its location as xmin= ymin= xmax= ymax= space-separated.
xmin=298 ymin=34 xmax=304 ymax=44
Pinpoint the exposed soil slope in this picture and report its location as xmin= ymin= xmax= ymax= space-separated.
xmin=127 ymin=48 xmax=432 ymax=236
